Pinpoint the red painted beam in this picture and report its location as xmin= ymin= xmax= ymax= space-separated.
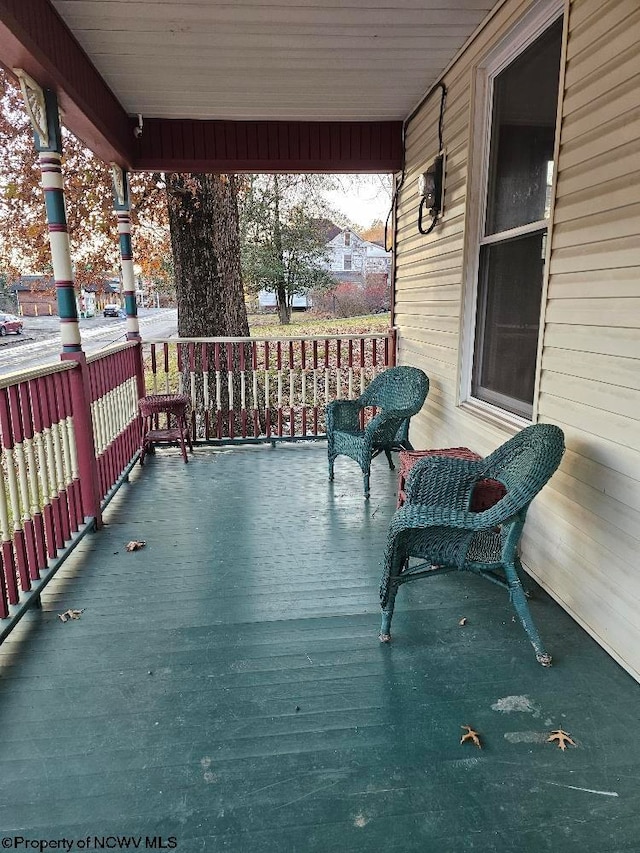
xmin=0 ymin=0 xmax=133 ymax=166
xmin=0 ymin=1 xmax=402 ymax=173
xmin=132 ymin=118 xmax=403 ymax=174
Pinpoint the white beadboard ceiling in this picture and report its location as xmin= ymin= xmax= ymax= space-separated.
xmin=51 ymin=0 xmax=502 ymax=121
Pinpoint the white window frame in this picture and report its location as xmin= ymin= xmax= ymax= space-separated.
xmin=459 ymin=0 xmax=564 ymax=429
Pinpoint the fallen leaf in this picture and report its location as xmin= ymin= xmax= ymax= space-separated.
xmin=59 ymin=608 xmax=85 ymax=623
xmin=547 ymin=729 xmax=576 ymax=751
xmin=459 ymin=617 xmax=467 ymax=626
xmin=125 ymin=540 xmax=146 ymax=552
xmin=460 ymin=725 xmax=482 ymax=749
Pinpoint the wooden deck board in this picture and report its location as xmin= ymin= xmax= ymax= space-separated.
xmin=0 ymin=444 xmax=638 ymax=851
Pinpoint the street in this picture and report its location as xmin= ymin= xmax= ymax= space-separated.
xmin=0 ymin=308 xmax=178 ymax=377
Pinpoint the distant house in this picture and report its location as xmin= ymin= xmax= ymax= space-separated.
xmin=11 ymin=275 xmax=121 ymax=317
xmin=257 ymin=225 xmax=391 ymax=311
xmin=11 ymin=275 xmax=57 ymax=316
xmin=257 ymin=291 xmax=312 ymax=311
xmin=324 ymin=228 xmax=391 ymax=285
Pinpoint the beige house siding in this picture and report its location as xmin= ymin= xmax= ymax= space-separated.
xmin=394 ymin=0 xmax=640 ymax=679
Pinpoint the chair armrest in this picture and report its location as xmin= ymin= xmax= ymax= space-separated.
xmin=403 ymin=455 xmax=520 ymax=528
xmin=326 ymin=399 xmax=362 ymax=432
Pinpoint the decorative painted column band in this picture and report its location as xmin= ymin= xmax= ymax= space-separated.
xmin=112 ymin=166 xmax=140 ymax=341
xmin=39 ymin=151 xmax=81 ymax=351
xmin=14 ymin=71 xmax=83 ymax=355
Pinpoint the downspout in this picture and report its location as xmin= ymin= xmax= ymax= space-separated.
xmin=386 ymin=120 xmax=408 ymax=366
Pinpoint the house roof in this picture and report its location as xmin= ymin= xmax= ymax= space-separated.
xmin=313 ymin=219 xmax=342 ymax=243
xmin=0 ymin=0 xmax=503 ymax=172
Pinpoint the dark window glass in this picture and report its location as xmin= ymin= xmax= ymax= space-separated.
xmin=485 ymin=18 xmax=562 ymax=235
xmin=472 ymin=16 xmax=562 ymax=417
xmin=472 ymin=232 xmax=545 ymax=418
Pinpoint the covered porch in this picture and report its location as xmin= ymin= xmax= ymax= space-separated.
xmin=1 ymin=443 xmax=638 ymax=851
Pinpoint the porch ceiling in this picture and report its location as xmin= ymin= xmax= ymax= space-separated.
xmin=0 ymin=0 xmax=501 ymax=170
xmin=52 ymin=0 xmax=498 ymax=122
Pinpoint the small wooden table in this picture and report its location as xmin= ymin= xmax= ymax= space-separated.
xmin=139 ymin=394 xmax=193 ymax=464
xmin=397 ymin=446 xmax=506 ymax=510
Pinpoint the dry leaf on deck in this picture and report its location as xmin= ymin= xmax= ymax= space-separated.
xmin=125 ymin=540 xmax=146 ymax=552
xmin=547 ymin=729 xmax=576 ymax=751
xmin=460 ymin=725 xmax=482 ymax=749
xmin=59 ymin=608 xmax=85 ymax=623
xmin=459 ymin=617 xmax=467 ymax=626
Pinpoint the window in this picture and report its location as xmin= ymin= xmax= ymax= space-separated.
xmin=343 ymin=254 xmax=352 ymax=271
xmin=344 ymin=231 xmax=351 ymax=247
xmin=466 ymin=12 xmax=563 ymax=420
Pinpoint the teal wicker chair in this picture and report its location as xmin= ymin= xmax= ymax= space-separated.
xmin=379 ymin=424 xmax=565 ymax=665
xmin=327 ymin=366 xmax=429 ymax=498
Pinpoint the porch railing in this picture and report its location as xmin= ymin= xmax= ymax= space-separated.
xmin=142 ymin=331 xmax=395 ymax=442
xmin=87 ymin=343 xmax=141 ymax=502
xmin=0 ymin=343 xmax=142 ymax=635
xmin=0 ymin=331 xmax=394 ymax=636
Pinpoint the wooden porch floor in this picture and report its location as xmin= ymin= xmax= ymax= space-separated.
xmin=0 ymin=444 xmax=638 ymax=852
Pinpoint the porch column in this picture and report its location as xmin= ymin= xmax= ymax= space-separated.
xmin=111 ymin=165 xmax=140 ymax=340
xmin=15 ymin=72 xmax=81 ymax=353
xmin=15 ymin=70 xmax=102 ymax=526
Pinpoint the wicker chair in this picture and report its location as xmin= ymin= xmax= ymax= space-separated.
xmin=379 ymin=424 xmax=565 ymax=665
xmin=326 ymin=366 xmax=429 ymax=498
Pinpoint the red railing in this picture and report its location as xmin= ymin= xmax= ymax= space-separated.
xmin=0 ymin=343 xmax=142 ymax=635
xmin=87 ymin=343 xmax=141 ymax=502
xmin=142 ymin=332 xmax=395 ymax=441
xmin=0 ymin=362 xmax=81 ymax=619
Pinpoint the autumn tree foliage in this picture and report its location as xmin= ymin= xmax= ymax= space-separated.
xmin=0 ymin=69 xmax=170 ymax=296
xmin=360 ymin=219 xmax=386 ymax=246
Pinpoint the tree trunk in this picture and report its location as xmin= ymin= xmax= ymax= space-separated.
xmin=168 ymin=173 xmax=248 ymax=338
xmin=167 ymin=174 xmax=250 ymax=436
xmin=273 ymin=175 xmax=290 ymax=325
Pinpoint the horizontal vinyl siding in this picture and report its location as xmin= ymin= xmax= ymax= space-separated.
xmin=395 ymin=0 xmax=640 ymax=680
xmin=538 ymin=0 xmax=640 ymax=679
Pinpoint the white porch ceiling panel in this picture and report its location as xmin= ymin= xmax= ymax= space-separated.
xmin=51 ymin=0 xmax=500 ymax=121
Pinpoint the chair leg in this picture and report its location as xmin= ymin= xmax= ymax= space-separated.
xmin=379 ymin=604 xmax=394 ymax=642
xmin=184 ymin=415 xmax=193 ymax=452
xmin=379 ymin=557 xmax=405 ymax=641
xmin=139 ymin=416 xmax=148 ymax=466
xmin=363 ymin=470 xmax=370 ymax=499
xmin=178 ymin=428 xmax=189 ymax=463
xmin=504 ymin=560 xmax=552 ymax=667
xmin=384 ymin=449 xmax=395 ymax=471
xmin=328 ymin=453 xmax=335 ymax=482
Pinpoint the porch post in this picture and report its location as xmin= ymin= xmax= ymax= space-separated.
xmin=111 ymin=165 xmax=140 ymax=340
xmin=111 ymin=165 xmax=146 ymax=400
xmin=15 ymin=74 xmax=81 ymax=351
xmin=16 ymin=70 xmax=102 ymax=526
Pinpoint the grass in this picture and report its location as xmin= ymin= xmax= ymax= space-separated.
xmin=141 ymin=313 xmax=393 ymax=434
xmin=248 ymin=312 xmax=390 ymax=337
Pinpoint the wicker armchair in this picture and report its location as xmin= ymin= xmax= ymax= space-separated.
xmin=379 ymin=424 xmax=565 ymax=665
xmin=326 ymin=366 xmax=429 ymax=498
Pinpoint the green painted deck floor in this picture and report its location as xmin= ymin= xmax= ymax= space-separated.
xmin=1 ymin=444 xmax=638 ymax=852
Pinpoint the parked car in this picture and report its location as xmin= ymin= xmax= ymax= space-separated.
xmin=0 ymin=313 xmax=23 ymax=336
xmin=103 ymin=304 xmax=122 ymax=317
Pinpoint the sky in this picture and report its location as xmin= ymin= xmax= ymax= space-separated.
xmin=324 ymin=175 xmax=393 ymax=230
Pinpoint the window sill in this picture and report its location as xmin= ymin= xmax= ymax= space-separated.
xmin=459 ymin=398 xmax=532 ymax=436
